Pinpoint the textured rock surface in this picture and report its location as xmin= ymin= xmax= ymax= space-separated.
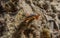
xmin=0 ymin=0 xmax=60 ymax=38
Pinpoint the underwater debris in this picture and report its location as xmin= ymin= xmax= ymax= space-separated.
xmin=0 ymin=20 xmax=6 ymax=37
